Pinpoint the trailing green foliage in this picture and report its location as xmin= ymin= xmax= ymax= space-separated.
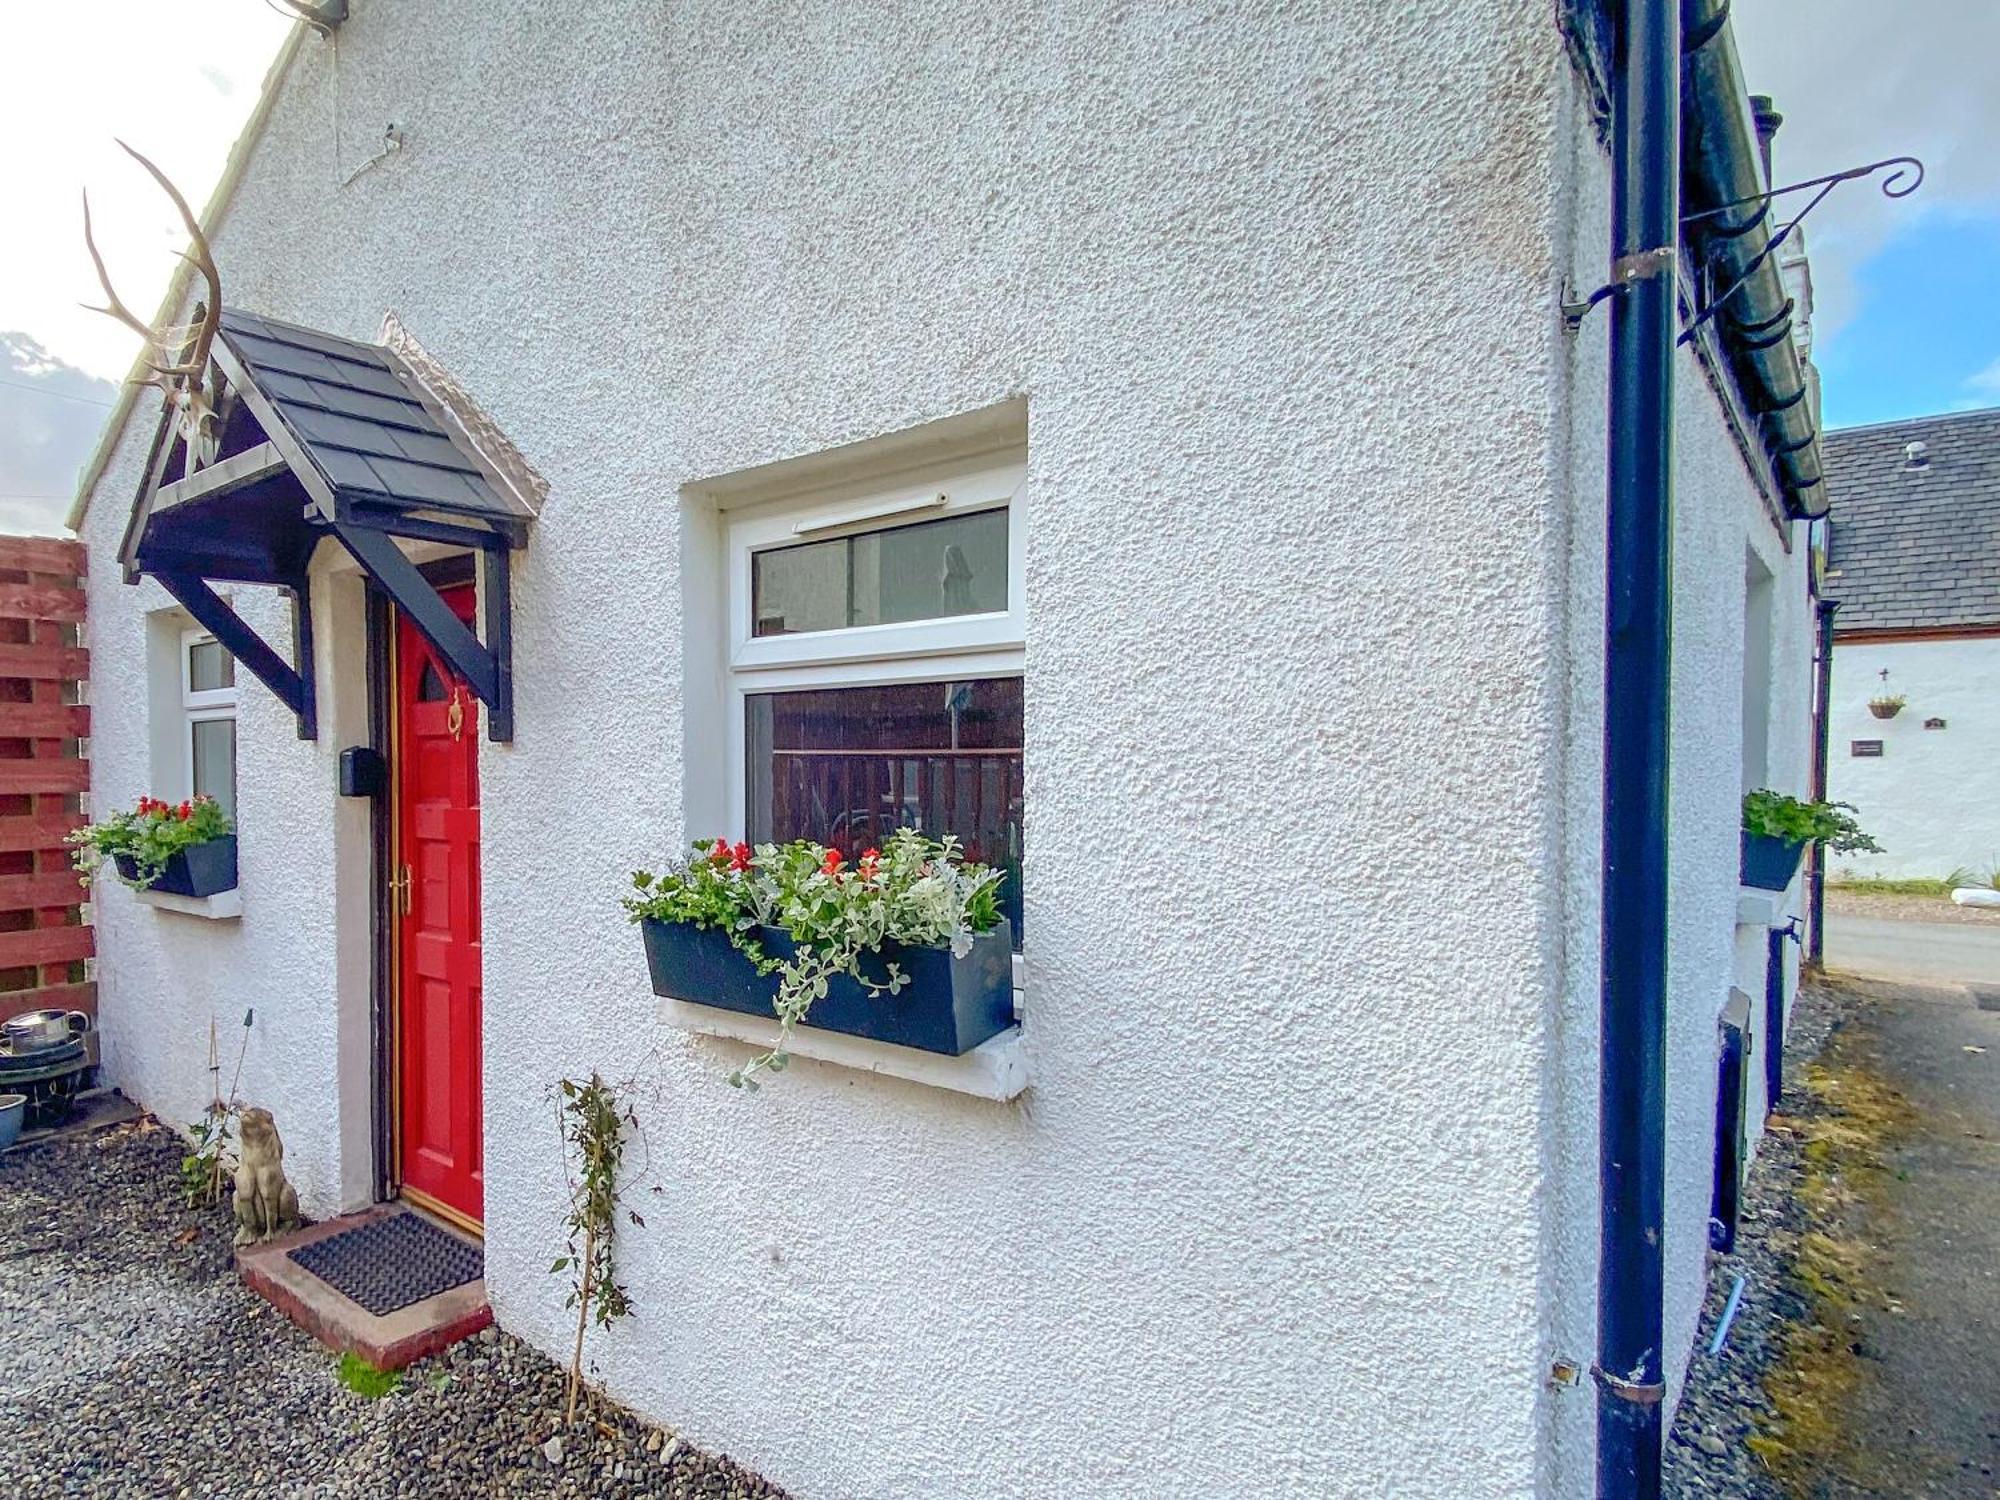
xmin=1742 ymin=790 xmax=1881 ymax=855
xmin=623 ymin=827 xmax=1005 ymax=1089
xmin=335 ymin=1351 xmax=401 ymax=1399
xmin=555 ymin=1072 xmax=637 ymax=1425
xmin=68 ymin=794 xmax=232 ymax=891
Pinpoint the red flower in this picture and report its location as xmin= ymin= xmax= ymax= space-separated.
xmin=710 ymin=839 xmax=732 ymax=864
xmin=729 ymin=842 xmax=753 ymax=872
xmin=858 ymin=847 xmax=881 ymax=878
xmin=821 ymin=849 xmax=845 ymax=878
xmin=177 ymin=801 xmax=192 ymax=820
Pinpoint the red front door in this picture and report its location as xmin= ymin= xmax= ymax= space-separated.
xmin=395 ymin=586 xmax=483 ymax=1227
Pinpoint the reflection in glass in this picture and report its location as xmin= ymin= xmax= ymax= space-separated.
xmin=752 ymin=508 xmax=1008 ymax=637
xmin=745 ymin=677 xmax=1024 ymax=946
xmin=188 ymin=638 xmax=235 ymax=694
xmin=192 ymin=717 xmax=237 ymax=818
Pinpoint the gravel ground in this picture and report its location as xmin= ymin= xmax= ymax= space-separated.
xmin=0 ymin=1118 xmax=788 ymax=1500
xmin=1663 ymin=978 xmax=1848 ymax=1499
xmin=1826 ymin=887 xmax=2000 ymax=927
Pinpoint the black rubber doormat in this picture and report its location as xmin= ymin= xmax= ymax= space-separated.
xmin=288 ymin=1211 xmax=483 ymax=1316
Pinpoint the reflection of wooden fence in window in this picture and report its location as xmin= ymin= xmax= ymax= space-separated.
xmin=767 ymin=746 xmax=1025 ymax=936
xmin=0 ymin=537 xmax=92 ymax=1024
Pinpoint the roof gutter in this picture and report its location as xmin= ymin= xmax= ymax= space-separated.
xmin=65 ymin=20 xmax=310 ymax=535
xmin=1680 ymin=0 xmax=1827 ymax=520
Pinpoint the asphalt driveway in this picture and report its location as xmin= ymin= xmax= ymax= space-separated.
xmin=1824 ymin=912 xmax=2000 ymax=988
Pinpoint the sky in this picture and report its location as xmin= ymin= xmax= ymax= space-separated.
xmin=0 ymin=4 xmax=1992 ymax=532
xmin=0 ymin=1 xmax=291 ymax=533
xmin=1732 ymin=0 xmax=2000 ymax=428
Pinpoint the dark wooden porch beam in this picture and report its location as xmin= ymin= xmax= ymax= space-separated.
xmin=153 ymin=571 xmax=317 ymax=740
xmin=331 ymin=521 xmax=510 ymax=741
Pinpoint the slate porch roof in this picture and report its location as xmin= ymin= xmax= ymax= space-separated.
xmin=1822 ymin=406 xmax=2000 ymax=634
xmin=215 ymin=308 xmax=531 ymax=524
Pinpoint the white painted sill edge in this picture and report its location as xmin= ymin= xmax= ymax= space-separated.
xmin=133 ymin=887 xmax=242 ymax=920
xmin=657 ymin=997 xmax=1028 ymax=1101
xmin=1735 ymin=887 xmax=1792 ymax=929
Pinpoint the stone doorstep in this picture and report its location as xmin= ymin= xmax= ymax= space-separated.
xmin=236 ymin=1204 xmax=492 ymax=1371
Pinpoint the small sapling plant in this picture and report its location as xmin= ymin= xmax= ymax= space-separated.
xmin=553 ymin=1072 xmax=639 ymax=1425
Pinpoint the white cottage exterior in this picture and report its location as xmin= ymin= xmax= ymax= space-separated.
xmin=68 ymin=4 xmax=1823 ymax=1495
xmin=1822 ymin=407 xmax=2000 ymax=881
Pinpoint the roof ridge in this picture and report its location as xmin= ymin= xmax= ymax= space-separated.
xmin=1824 ymin=403 xmax=2000 ymax=440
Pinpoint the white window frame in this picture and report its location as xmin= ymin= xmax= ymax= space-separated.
xmin=726 ymin=456 xmax=1026 ymax=678
xmin=721 ymin=453 xmax=1027 ymax=988
xmin=180 ymin=627 xmax=238 ymax=806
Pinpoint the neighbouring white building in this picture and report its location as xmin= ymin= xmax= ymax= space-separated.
xmin=1824 ymin=406 xmax=2000 ymax=882
xmin=65 ymin=4 xmax=1825 ymax=1495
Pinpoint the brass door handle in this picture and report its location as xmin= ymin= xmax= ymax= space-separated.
xmin=388 ymin=864 xmax=413 ymax=916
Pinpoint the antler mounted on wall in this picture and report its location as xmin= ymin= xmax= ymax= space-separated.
xmin=82 ymin=140 xmax=225 ymax=470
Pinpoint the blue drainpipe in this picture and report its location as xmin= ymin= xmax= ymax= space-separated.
xmin=1597 ymin=0 xmax=1679 ymax=1495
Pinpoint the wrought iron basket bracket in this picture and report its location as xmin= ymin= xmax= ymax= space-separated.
xmin=1675 ymin=155 xmax=1924 ymax=347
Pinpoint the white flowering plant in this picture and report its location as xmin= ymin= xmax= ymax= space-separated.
xmin=623 ymin=828 xmax=1005 ymax=1089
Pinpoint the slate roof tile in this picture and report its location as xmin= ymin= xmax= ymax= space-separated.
xmin=1823 ymin=407 xmax=2000 ymax=632
xmin=216 ymin=309 xmax=525 ymax=523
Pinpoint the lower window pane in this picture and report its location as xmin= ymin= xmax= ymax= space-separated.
xmin=191 ymin=717 xmax=237 ymax=819
xmin=745 ymin=678 xmax=1023 ymax=947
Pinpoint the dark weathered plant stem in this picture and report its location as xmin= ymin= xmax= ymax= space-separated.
xmin=566 ymin=1218 xmax=595 ymax=1424
xmin=554 ymin=1073 xmax=636 ymax=1426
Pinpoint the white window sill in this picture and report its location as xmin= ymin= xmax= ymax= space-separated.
xmin=1735 ymin=888 xmax=1789 ymax=929
xmin=657 ymin=997 xmax=1029 ymax=1100
xmin=133 ymin=887 xmax=242 ymax=920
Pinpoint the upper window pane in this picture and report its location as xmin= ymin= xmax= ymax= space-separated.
xmin=751 ymin=507 xmax=1008 ymax=638
xmin=188 ymin=638 xmax=235 ymax=694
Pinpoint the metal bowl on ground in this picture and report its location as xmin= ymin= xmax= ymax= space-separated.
xmin=0 ymin=1094 xmax=25 ymax=1150
xmin=2 ymin=1010 xmax=89 ymax=1053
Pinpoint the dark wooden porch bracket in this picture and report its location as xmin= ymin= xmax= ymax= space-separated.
xmin=331 ymin=521 xmax=513 ymax=742
xmin=154 ymin=569 xmax=318 ymax=740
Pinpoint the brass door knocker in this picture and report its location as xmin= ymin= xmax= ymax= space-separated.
xmin=446 ymin=685 xmax=466 ymax=740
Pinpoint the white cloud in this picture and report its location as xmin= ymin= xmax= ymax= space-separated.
xmin=0 ymin=2 xmax=292 ymax=382
xmin=1732 ymin=0 xmax=2000 ymax=345
xmin=1962 ymin=356 xmax=2000 ymax=399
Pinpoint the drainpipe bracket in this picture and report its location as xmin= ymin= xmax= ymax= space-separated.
xmin=1560 ymin=247 xmax=1677 ymax=333
xmin=1591 ymin=1365 xmax=1666 ymax=1406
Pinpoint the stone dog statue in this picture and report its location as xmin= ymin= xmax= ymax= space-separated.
xmin=233 ymin=1106 xmax=302 ymax=1246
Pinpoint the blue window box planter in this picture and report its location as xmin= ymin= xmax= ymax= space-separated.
xmin=641 ymin=917 xmax=1015 ymax=1056
xmin=115 ymin=835 xmax=239 ymax=899
xmin=1739 ymin=830 xmax=1806 ymax=892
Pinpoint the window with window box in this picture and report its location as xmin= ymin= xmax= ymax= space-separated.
xmin=725 ymin=454 xmax=1025 ymax=955
xmin=181 ymin=629 xmax=238 ymax=818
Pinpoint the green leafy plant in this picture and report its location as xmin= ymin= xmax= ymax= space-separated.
xmin=180 ymin=1105 xmax=235 ymax=1208
xmin=181 ymin=1009 xmax=255 ymax=1207
xmin=623 ymin=827 xmax=1005 ymax=1089
xmin=68 ymin=794 xmax=232 ymax=891
xmin=336 ymin=1351 xmax=401 ymax=1399
xmin=553 ymin=1073 xmax=638 ymax=1425
xmin=1742 ymin=790 xmax=1882 ymax=855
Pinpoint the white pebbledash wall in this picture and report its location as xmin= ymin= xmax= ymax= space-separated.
xmin=1828 ymin=636 xmax=2000 ymax=880
xmin=74 ymin=5 xmax=1811 ymax=1496
xmin=1539 ymin=56 xmax=1815 ymax=1500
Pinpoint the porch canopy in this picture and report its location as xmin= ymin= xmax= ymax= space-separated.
xmin=122 ymin=309 xmax=530 ymax=741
